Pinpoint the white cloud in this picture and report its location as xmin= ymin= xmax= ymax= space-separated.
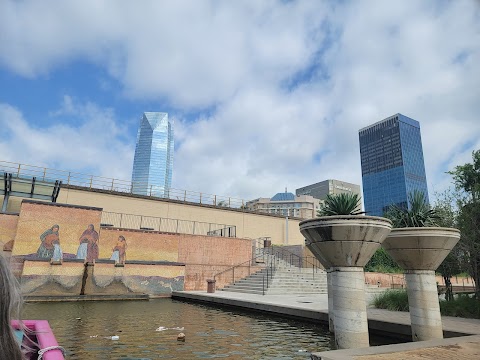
xmin=0 ymin=0 xmax=327 ymax=108
xmin=0 ymin=0 xmax=479 ymax=202
xmin=314 ymin=0 xmax=480 ymax=198
xmin=176 ymin=0 xmax=480 ymax=200
xmin=0 ymin=99 xmax=134 ymax=180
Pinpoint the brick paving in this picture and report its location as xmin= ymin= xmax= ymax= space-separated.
xmin=355 ymin=341 xmax=480 ymax=359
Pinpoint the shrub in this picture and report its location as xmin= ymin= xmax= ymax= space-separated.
xmin=372 ymin=290 xmax=409 ymax=312
xmin=440 ymin=295 xmax=480 ymax=319
xmin=372 ymin=291 xmax=480 ymax=319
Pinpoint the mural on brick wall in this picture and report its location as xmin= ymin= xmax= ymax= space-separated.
xmin=89 ymin=230 xmax=184 ymax=294
xmin=91 ymin=263 xmax=184 ymax=295
xmin=14 ymin=202 xmax=182 ymax=265
xmin=36 ymin=224 xmax=62 ymax=261
xmin=34 ymin=223 xmax=104 ymax=262
xmin=13 ymin=202 xmax=185 ymax=296
xmin=21 ymin=261 xmax=85 ymax=295
xmin=13 ymin=202 xmax=102 ymax=262
xmin=99 ymin=228 xmax=179 ymax=263
xmin=20 ymin=260 xmax=185 ymax=296
xmin=34 ymin=223 xmax=127 ymax=264
xmin=109 ymin=235 xmax=127 ymax=264
xmin=76 ymin=224 xmax=99 ymax=262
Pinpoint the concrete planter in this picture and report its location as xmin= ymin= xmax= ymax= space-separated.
xmin=299 ymin=216 xmax=392 ymax=349
xmin=382 ymin=227 xmax=461 ymax=270
xmin=382 ymin=227 xmax=461 ymax=342
xmin=300 ymin=216 xmax=393 ymax=268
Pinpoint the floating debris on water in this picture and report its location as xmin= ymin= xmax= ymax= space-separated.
xmin=156 ymin=326 xmax=185 ymax=332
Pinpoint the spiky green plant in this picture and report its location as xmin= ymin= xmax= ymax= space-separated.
xmin=384 ymin=190 xmax=440 ymax=228
xmin=317 ymin=193 xmax=364 ymax=216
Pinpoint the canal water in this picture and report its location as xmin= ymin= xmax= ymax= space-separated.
xmin=23 ymin=299 xmax=334 ymax=359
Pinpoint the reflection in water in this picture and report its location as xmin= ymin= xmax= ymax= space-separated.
xmin=23 ymin=299 xmax=334 ymax=359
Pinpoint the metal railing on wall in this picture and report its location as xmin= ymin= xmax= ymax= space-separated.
xmin=101 ymin=211 xmax=236 ymax=238
xmin=0 ymin=161 xmax=250 ymax=210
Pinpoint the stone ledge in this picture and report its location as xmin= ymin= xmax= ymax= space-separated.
xmin=21 ymin=199 xmax=103 ymax=212
xmin=311 ymin=334 xmax=480 ymax=360
xmin=171 ymin=292 xmax=475 ymax=341
xmin=24 ymin=294 xmax=150 ymax=302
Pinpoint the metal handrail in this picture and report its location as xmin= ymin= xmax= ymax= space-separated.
xmin=252 ymin=238 xmax=324 ymax=276
xmin=213 ymin=252 xmax=270 ymax=280
xmin=101 ymin=211 xmax=236 ymax=237
xmin=0 ymin=160 xmax=248 ymax=209
xmin=269 ymin=244 xmax=322 ymax=271
xmin=0 ymin=161 xmax=307 ymax=219
xmin=263 ymin=262 xmax=276 ymax=296
xmin=213 ymin=250 xmax=279 ymax=295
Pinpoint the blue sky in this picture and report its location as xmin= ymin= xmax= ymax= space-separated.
xmin=0 ymin=0 xmax=479 ymax=202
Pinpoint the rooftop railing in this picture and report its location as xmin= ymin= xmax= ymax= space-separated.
xmin=0 ymin=161 xmax=310 ymax=220
xmin=0 ymin=161 xmax=248 ymax=210
xmin=101 ymin=211 xmax=236 ymax=238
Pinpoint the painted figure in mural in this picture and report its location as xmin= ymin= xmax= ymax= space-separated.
xmin=76 ymin=224 xmax=99 ymax=262
xmin=110 ymin=235 xmax=127 ymax=264
xmin=37 ymin=225 xmax=62 ymax=261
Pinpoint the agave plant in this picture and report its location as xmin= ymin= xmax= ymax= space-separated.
xmin=384 ymin=190 xmax=440 ymax=228
xmin=317 ymin=193 xmax=364 ymax=216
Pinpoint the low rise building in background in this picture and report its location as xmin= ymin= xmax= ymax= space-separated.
xmin=246 ymin=191 xmax=322 ymax=219
xmin=296 ymin=179 xmax=361 ymax=201
xmin=296 ymin=179 xmax=362 ymax=214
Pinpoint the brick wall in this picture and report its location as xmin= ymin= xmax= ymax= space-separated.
xmin=13 ymin=200 xmax=102 ymax=259
xmin=7 ymin=200 xmax=255 ymax=295
xmin=0 ymin=213 xmax=18 ymax=258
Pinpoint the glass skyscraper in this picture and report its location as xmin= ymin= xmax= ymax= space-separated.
xmin=131 ymin=112 xmax=174 ymax=197
xmin=359 ymin=113 xmax=429 ymax=216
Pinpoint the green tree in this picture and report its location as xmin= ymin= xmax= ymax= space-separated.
xmin=448 ymin=150 xmax=480 ymax=298
xmin=448 ymin=150 xmax=480 ymax=201
xmin=457 ymin=202 xmax=480 ymax=298
xmin=217 ymin=200 xmax=228 ymax=207
xmin=438 ymin=251 xmax=462 ymax=301
xmin=365 ymin=247 xmax=402 ymax=273
xmin=434 ymin=190 xmax=462 ymax=301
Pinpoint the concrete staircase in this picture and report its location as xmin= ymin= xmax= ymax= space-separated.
xmin=220 ymin=253 xmax=328 ymax=295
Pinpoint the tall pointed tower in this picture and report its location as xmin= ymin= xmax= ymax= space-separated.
xmin=131 ymin=112 xmax=174 ymax=197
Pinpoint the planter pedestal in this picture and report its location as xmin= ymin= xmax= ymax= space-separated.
xmin=331 ymin=267 xmax=369 ymax=348
xmin=383 ymin=228 xmax=460 ymax=342
xmin=326 ymin=269 xmax=334 ymax=333
xmin=300 ymin=216 xmax=392 ymax=349
xmin=405 ymin=270 xmax=443 ymax=341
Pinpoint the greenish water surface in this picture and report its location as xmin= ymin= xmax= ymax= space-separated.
xmin=23 ymin=299 xmax=334 ymax=359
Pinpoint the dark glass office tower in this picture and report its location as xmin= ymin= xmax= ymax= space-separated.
xmin=359 ymin=114 xmax=429 ymax=216
xmin=131 ymin=112 xmax=174 ymax=197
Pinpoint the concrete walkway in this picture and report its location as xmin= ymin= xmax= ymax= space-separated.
xmin=172 ymin=290 xmax=480 ymax=359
